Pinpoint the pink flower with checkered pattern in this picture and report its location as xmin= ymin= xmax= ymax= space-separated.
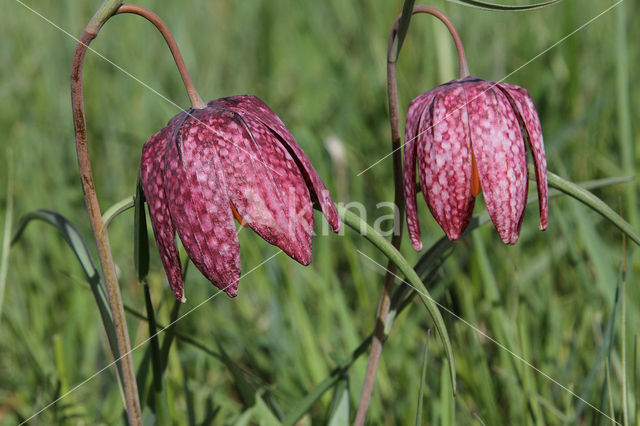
xmin=404 ymin=76 xmax=548 ymax=249
xmin=141 ymin=95 xmax=341 ymax=301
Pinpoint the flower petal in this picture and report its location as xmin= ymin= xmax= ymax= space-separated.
xmin=418 ymin=82 xmax=476 ymax=241
xmin=164 ymin=112 xmax=242 ymax=297
xmin=405 ymin=90 xmax=440 ymax=250
xmin=210 ymin=95 xmax=341 ymax=233
xmin=498 ymin=83 xmax=548 ymax=230
xmin=466 ymin=81 xmax=528 ymax=244
xmin=140 ymin=125 xmax=185 ymax=301
xmin=196 ymin=108 xmax=313 ymax=265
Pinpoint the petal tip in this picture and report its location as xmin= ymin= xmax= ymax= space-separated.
xmin=224 ymin=285 xmax=239 ymax=298
xmin=411 ymin=239 xmax=423 ymax=251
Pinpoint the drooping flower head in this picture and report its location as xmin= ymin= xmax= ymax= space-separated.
xmin=141 ymin=95 xmax=341 ymax=301
xmin=404 ymin=76 xmax=548 ymax=249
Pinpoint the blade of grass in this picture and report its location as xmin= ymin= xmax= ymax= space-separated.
xmin=327 ymin=376 xmax=350 ymax=426
xmin=0 ymin=153 xmax=13 ymax=323
xmin=337 ymin=204 xmax=456 ymax=395
xmin=573 ymin=285 xmax=620 ymax=421
xmin=622 ymin=235 xmax=629 ymax=426
xmin=390 ymin=0 xmax=416 ymax=62
xmin=143 ymin=284 xmax=162 ymax=398
xmin=634 ymin=335 xmax=638 ymax=426
xmin=445 ymin=0 xmax=563 ymax=11
xmin=10 ymin=210 xmax=120 ymax=369
xmin=440 ymin=358 xmax=454 ymax=426
xmin=134 ymin=176 xmax=149 ymax=282
xmin=605 ymin=359 xmax=616 ymax=426
xmin=101 ymin=195 xmax=134 ymax=230
xmin=547 ymin=171 xmax=640 ymax=246
xmin=415 ymin=329 xmax=431 ymax=426
xmin=615 ymin=2 xmax=636 ymax=228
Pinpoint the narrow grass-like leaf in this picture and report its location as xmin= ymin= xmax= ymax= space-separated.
xmin=622 ymin=237 xmax=629 ymax=426
xmin=615 ymin=2 xmax=636 ymax=228
xmin=124 ymin=303 xmax=222 ymax=362
xmin=12 ymin=210 xmax=99 ymax=282
xmin=391 ymin=0 xmax=416 ymax=62
xmin=547 ymin=171 xmax=640 ymax=246
xmin=282 ymin=337 xmax=371 ymax=426
xmin=10 ymin=210 xmax=121 ymax=376
xmin=605 ymin=359 xmax=616 ymax=426
xmin=0 ymin=155 xmax=13 ymax=322
xmin=446 ymin=0 xmax=562 ymax=11
xmin=214 ymin=339 xmax=256 ymax=408
xmin=102 ymin=195 xmax=134 ymax=230
xmin=159 ymin=297 xmax=182 ymax=374
xmin=143 ymin=284 xmax=162 ymax=396
xmin=337 ymin=205 xmax=456 ymax=394
xmin=327 ymin=376 xmax=349 ymax=426
xmin=439 ymin=360 xmax=454 ymax=426
xmin=633 ymin=335 xmax=638 ymax=426
xmin=53 ymin=334 xmax=69 ymax=395
xmin=134 ymin=174 xmax=149 ymax=282
xmin=573 ymin=285 xmax=620 ymax=421
xmin=415 ymin=329 xmax=430 ymax=426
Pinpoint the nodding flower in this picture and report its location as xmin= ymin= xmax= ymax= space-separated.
xmin=404 ymin=76 xmax=548 ymax=249
xmin=141 ymin=95 xmax=341 ymax=301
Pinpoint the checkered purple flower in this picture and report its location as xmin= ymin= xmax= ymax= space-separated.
xmin=141 ymin=95 xmax=341 ymax=301
xmin=404 ymin=76 xmax=548 ymax=249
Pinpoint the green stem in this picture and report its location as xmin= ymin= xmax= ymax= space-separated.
xmin=102 ymin=195 xmax=134 ymax=230
xmin=337 ymin=205 xmax=456 ymax=392
xmin=547 ymin=171 xmax=640 ymax=246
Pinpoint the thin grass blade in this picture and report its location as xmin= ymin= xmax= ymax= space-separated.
xmin=446 ymin=0 xmax=562 ymax=11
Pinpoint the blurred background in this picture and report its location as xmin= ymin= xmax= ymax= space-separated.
xmin=1 ymin=0 xmax=639 ymax=424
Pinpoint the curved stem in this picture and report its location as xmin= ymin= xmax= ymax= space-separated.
xmin=72 ymin=27 xmax=142 ymax=426
xmin=72 ymin=1 xmax=205 ymax=424
xmin=389 ymin=6 xmax=469 ymax=77
xmin=355 ymin=6 xmax=468 ymax=424
xmin=115 ymin=4 xmax=205 ymax=109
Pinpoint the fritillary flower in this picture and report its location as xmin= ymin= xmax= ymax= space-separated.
xmin=404 ymin=76 xmax=548 ymax=249
xmin=141 ymin=95 xmax=341 ymax=301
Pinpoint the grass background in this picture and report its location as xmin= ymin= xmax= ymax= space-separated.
xmin=1 ymin=0 xmax=639 ymax=424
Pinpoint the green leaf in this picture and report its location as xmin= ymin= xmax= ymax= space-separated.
xmin=159 ymin=297 xmax=182 ymax=374
xmin=143 ymin=285 xmax=162 ymax=395
xmin=337 ymin=204 xmax=456 ymax=395
xmin=10 ymin=210 xmax=121 ymax=376
xmin=547 ymin=170 xmax=640 ymax=246
xmin=215 ymin=338 xmax=256 ymax=408
xmin=13 ymin=210 xmax=99 ymax=281
xmin=101 ymin=195 xmax=134 ymax=230
xmin=0 ymin=153 xmax=14 ymax=322
xmin=415 ymin=330 xmax=430 ymax=426
xmin=327 ymin=377 xmax=349 ymax=426
xmin=391 ymin=0 xmax=416 ymax=62
xmin=445 ymin=0 xmax=563 ymax=11
xmin=134 ymin=173 xmax=150 ymax=282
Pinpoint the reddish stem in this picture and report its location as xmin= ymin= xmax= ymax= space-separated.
xmin=116 ymin=4 xmax=205 ymax=109
xmin=71 ymin=2 xmax=206 ymax=424
xmin=355 ymin=6 xmax=467 ymax=425
xmin=72 ymin=29 xmax=142 ymax=425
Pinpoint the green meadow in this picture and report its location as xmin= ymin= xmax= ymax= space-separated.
xmin=1 ymin=0 xmax=639 ymax=424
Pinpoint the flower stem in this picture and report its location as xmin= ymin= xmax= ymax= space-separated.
xmin=115 ymin=4 xmax=205 ymax=109
xmin=355 ymin=6 xmax=467 ymax=424
xmin=72 ymin=26 xmax=142 ymax=426
xmin=71 ymin=1 xmax=205 ymax=424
